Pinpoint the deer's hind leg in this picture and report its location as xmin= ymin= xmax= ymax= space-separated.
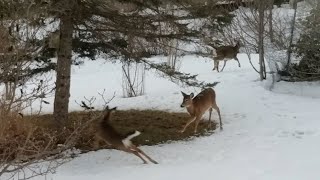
xmin=120 ymin=146 xmax=148 ymax=164
xmin=220 ymin=60 xmax=227 ymax=72
xmin=132 ymin=146 xmax=158 ymax=164
xmin=235 ymin=57 xmax=241 ymax=67
xmin=212 ymin=103 xmax=222 ymax=130
xmin=208 ymin=108 xmax=213 ymax=129
xmin=130 ymin=150 xmax=149 ymax=164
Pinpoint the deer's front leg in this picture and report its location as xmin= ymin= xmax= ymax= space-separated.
xmin=194 ymin=116 xmax=202 ymax=133
xmin=213 ymin=59 xmax=220 ymax=72
xmin=179 ymin=116 xmax=196 ymax=133
xmin=235 ymin=57 xmax=240 ymax=67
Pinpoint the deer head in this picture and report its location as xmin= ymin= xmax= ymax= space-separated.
xmin=105 ymin=105 xmax=117 ymax=111
xmin=103 ymin=106 xmax=117 ymax=121
xmin=180 ymin=91 xmax=194 ymax=108
xmin=234 ymin=40 xmax=241 ymax=52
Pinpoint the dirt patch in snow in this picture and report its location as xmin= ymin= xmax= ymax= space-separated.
xmin=20 ymin=109 xmax=216 ymax=152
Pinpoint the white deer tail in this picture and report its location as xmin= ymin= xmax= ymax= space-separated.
xmin=122 ymin=130 xmax=141 ymax=148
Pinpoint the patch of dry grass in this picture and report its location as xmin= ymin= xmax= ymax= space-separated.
xmin=2 ymin=109 xmax=217 ymax=156
xmin=106 ymin=109 xmax=217 ymax=146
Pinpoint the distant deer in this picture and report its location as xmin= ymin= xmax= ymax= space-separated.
xmin=212 ymin=40 xmax=241 ymax=72
xmin=180 ymin=84 xmax=222 ymax=133
xmin=94 ymin=106 xmax=158 ymax=164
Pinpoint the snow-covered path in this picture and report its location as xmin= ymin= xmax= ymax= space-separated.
xmin=31 ymin=54 xmax=320 ymax=180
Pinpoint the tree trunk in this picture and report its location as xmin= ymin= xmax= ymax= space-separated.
xmin=286 ymin=0 xmax=297 ymax=70
xmin=268 ymin=0 xmax=274 ymax=42
xmin=53 ymin=12 xmax=73 ymax=126
xmin=258 ymin=0 xmax=266 ymax=80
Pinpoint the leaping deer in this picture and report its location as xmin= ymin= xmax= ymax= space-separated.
xmin=212 ymin=40 xmax=241 ymax=72
xmin=94 ymin=106 xmax=158 ymax=164
xmin=180 ymin=84 xmax=222 ymax=133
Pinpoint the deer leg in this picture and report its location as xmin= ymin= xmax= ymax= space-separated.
xmin=130 ymin=150 xmax=149 ymax=164
xmin=212 ymin=60 xmax=216 ymax=71
xmin=212 ymin=103 xmax=222 ymax=130
xmin=194 ymin=117 xmax=203 ymax=133
xmin=132 ymin=146 xmax=158 ymax=164
xmin=235 ymin=57 xmax=241 ymax=67
xmin=93 ymin=135 xmax=101 ymax=150
xmin=208 ymin=108 xmax=213 ymax=129
xmin=212 ymin=59 xmax=219 ymax=72
xmin=213 ymin=59 xmax=220 ymax=72
xmin=220 ymin=60 xmax=227 ymax=72
xmin=180 ymin=116 xmax=196 ymax=133
xmin=120 ymin=146 xmax=148 ymax=164
xmin=94 ymin=135 xmax=112 ymax=150
xmin=216 ymin=60 xmax=220 ymax=72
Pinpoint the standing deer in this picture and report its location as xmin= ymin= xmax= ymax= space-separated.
xmin=94 ymin=106 xmax=158 ymax=164
xmin=180 ymin=85 xmax=222 ymax=133
xmin=212 ymin=40 xmax=241 ymax=72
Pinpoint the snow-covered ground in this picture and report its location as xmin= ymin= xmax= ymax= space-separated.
xmin=26 ymin=53 xmax=320 ymax=180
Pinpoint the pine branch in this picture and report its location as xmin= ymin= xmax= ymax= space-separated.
xmin=142 ymin=60 xmax=219 ymax=88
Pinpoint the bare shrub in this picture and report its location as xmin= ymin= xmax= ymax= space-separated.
xmin=0 ymin=114 xmax=74 ymax=180
xmin=122 ymin=61 xmax=146 ymax=98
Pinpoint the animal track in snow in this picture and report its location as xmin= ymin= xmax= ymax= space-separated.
xmin=278 ymin=130 xmax=316 ymax=139
xmin=232 ymin=113 xmax=246 ymax=119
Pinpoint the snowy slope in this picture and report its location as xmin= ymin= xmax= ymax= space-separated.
xmin=27 ymin=53 xmax=320 ymax=180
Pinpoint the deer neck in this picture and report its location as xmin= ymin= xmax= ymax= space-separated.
xmin=235 ymin=43 xmax=240 ymax=50
xmin=186 ymin=103 xmax=196 ymax=116
xmin=102 ymin=111 xmax=112 ymax=123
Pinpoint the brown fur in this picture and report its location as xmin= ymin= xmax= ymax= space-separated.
xmin=212 ymin=41 xmax=241 ymax=72
xmin=180 ymin=88 xmax=222 ymax=133
xmin=94 ymin=106 xmax=158 ymax=164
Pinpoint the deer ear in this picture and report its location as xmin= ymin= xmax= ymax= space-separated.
xmin=181 ymin=91 xmax=186 ymax=96
xmin=236 ymin=40 xmax=241 ymax=46
xmin=190 ymin=93 xmax=194 ymax=98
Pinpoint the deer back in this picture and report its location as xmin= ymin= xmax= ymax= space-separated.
xmin=190 ymin=88 xmax=216 ymax=116
xmin=215 ymin=42 xmax=240 ymax=59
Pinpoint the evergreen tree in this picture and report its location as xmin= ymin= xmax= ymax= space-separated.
xmin=292 ymin=3 xmax=320 ymax=81
xmin=50 ymin=0 xmax=236 ymax=124
xmin=2 ymin=0 xmax=236 ymax=123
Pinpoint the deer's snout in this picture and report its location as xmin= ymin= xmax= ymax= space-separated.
xmin=180 ymin=104 xmax=185 ymax=108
